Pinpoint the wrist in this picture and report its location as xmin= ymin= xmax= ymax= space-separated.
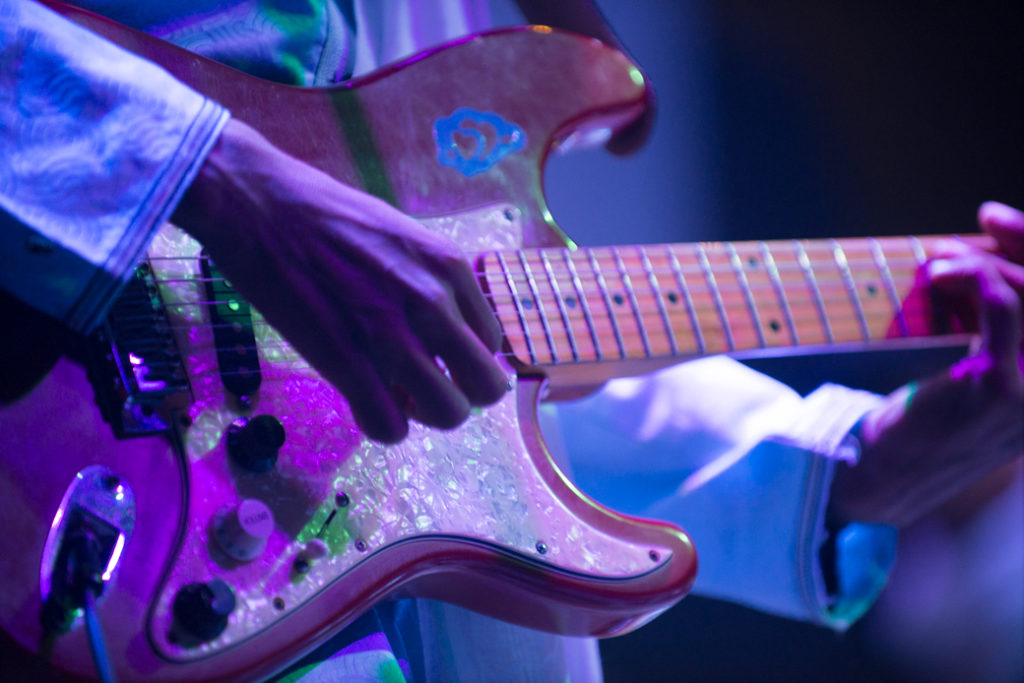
xmin=171 ymin=118 xmax=272 ymax=251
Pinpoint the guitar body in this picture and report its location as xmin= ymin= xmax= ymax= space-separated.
xmin=0 ymin=6 xmax=695 ymax=681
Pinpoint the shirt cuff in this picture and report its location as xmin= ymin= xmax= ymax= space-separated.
xmin=790 ymin=384 xmax=896 ymax=630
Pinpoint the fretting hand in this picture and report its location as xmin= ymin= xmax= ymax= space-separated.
xmin=832 ymin=202 xmax=1024 ymax=528
xmin=173 ymin=119 xmax=508 ymax=444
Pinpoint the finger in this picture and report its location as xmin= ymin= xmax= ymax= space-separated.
xmin=344 ymin=370 xmax=410 ymax=444
xmin=388 ymin=344 xmax=472 ymax=430
xmin=405 ymin=277 xmax=507 ymax=406
xmin=434 ymin=326 xmax=509 ymax=407
xmin=927 ymin=254 xmax=985 ymax=332
xmin=975 ymin=265 xmax=1023 ymax=391
xmin=938 ymin=259 xmax=1023 ymax=394
xmin=299 ymin=336 xmax=411 ymax=444
xmin=978 ymin=201 xmax=1024 ymax=264
xmin=930 ymin=253 xmax=1024 ymax=300
xmin=409 ymin=294 xmax=507 ymax=407
xmin=451 ymin=256 xmax=502 ymax=352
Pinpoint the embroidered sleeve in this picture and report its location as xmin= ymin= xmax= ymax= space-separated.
xmin=0 ymin=0 xmax=228 ymax=331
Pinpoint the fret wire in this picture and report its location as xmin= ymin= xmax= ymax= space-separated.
xmin=793 ymin=240 xmax=834 ymax=344
xmin=586 ymin=248 xmax=628 ymax=360
xmin=868 ymin=237 xmax=909 ymax=337
xmin=665 ymin=245 xmax=705 ymax=355
xmin=496 ymin=251 xmax=539 ymax=365
xmin=831 ymin=239 xmax=870 ymax=342
xmin=563 ymin=249 xmax=604 ymax=362
xmin=637 ymin=245 xmax=679 ymax=355
xmin=695 ymin=243 xmax=735 ymax=352
xmin=613 ymin=248 xmax=652 ymax=358
xmin=908 ymin=235 xmax=928 ymax=266
xmin=726 ymin=242 xmax=766 ymax=348
xmin=517 ymin=249 xmax=559 ymax=364
xmin=539 ymin=249 xmax=580 ymax=362
xmin=758 ymin=241 xmax=799 ymax=345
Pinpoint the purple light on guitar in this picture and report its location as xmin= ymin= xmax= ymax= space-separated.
xmin=129 ymin=351 xmax=167 ymax=391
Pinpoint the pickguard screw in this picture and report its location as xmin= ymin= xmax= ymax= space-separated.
xmin=335 ymin=492 xmax=350 ymax=508
xmin=649 ymin=550 xmax=660 ymax=563
xmin=273 ymin=597 xmax=285 ymax=611
xmin=535 ymin=541 xmax=547 ymax=555
xmin=354 ymin=539 xmax=367 ymax=552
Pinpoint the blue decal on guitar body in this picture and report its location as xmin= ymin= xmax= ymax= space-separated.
xmin=434 ymin=108 xmax=526 ymax=177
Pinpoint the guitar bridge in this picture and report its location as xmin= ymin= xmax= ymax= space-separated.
xmin=89 ymin=261 xmax=191 ymax=436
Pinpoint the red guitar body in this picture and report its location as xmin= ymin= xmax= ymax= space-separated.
xmin=0 ymin=5 xmax=695 ymax=681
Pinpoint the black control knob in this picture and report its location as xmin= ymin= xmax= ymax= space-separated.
xmin=172 ymin=579 xmax=236 ymax=642
xmin=227 ymin=415 xmax=285 ymax=472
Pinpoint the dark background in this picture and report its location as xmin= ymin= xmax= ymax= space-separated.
xmin=493 ymin=1 xmax=1024 ymax=680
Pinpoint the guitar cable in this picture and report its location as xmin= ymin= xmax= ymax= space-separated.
xmin=83 ymin=585 xmax=116 ymax=683
xmin=41 ymin=517 xmax=118 ymax=683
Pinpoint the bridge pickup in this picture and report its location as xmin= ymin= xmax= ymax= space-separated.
xmin=90 ymin=261 xmax=191 ymax=437
xmin=200 ymin=251 xmax=262 ymax=403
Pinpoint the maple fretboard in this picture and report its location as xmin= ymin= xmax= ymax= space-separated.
xmin=481 ymin=234 xmax=984 ymax=374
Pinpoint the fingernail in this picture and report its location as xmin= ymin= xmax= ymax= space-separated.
xmin=980 ymin=201 xmax=1024 ymax=227
xmin=927 ymin=259 xmax=953 ymax=278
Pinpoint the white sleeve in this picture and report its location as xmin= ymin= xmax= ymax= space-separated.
xmin=545 ymin=355 xmax=898 ymax=629
xmin=0 ymin=0 xmax=228 ymax=332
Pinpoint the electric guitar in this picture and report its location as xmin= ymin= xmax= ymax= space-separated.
xmin=0 ymin=4 xmax=979 ymax=681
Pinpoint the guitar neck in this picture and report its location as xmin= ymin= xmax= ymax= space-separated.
xmin=481 ymin=234 xmax=984 ymax=384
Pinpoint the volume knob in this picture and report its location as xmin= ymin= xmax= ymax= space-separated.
xmin=172 ymin=579 xmax=235 ymax=642
xmin=227 ymin=414 xmax=285 ymax=472
xmin=213 ymin=498 xmax=274 ymax=561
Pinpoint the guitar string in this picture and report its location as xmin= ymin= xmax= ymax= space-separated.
xmin=122 ymin=292 xmax=933 ymax=342
xmin=142 ymin=258 xmax=929 ymax=306
xmin=124 ymin=263 xmax=935 ymax=349
xmin=119 ymin=245 xmax=943 ymax=377
xmin=114 ymin=303 xmax=939 ymax=382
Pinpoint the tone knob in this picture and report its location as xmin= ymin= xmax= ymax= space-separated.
xmin=213 ymin=498 xmax=274 ymax=561
xmin=172 ymin=579 xmax=235 ymax=642
xmin=227 ymin=414 xmax=285 ymax=472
